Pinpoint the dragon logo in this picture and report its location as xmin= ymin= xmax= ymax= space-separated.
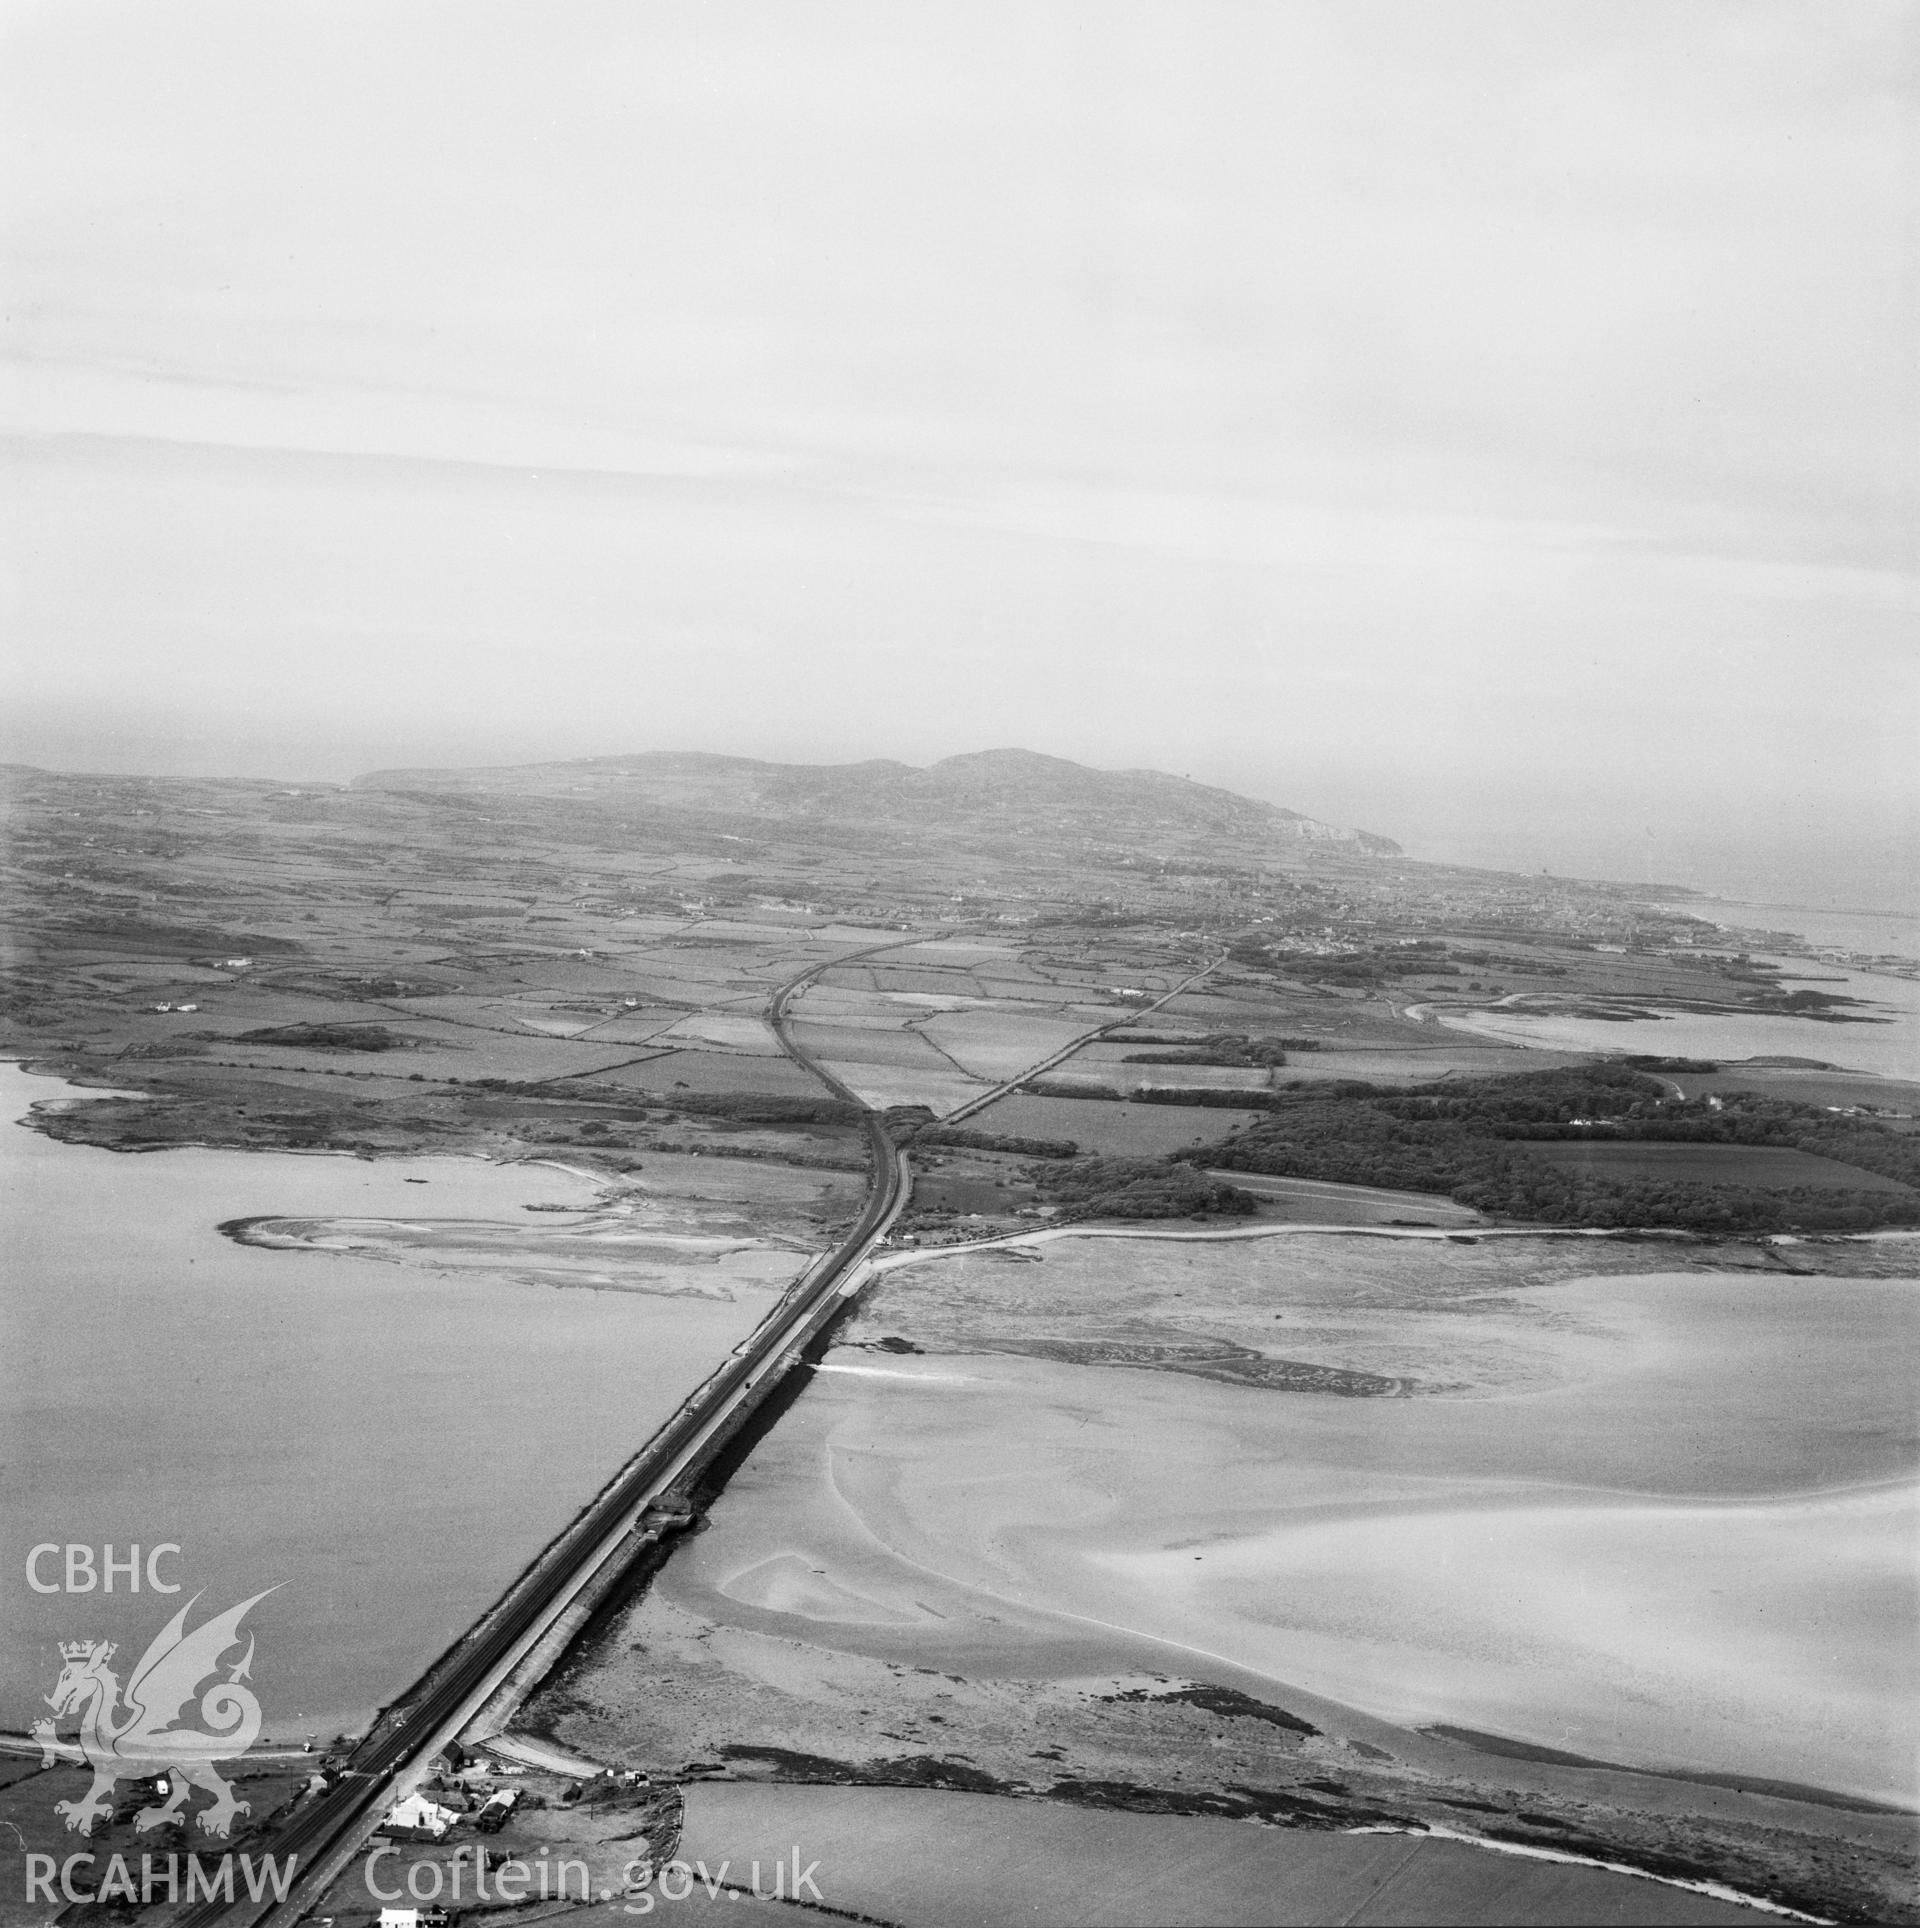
xmin=32 ymin=1590 xmax=274 ymax=1839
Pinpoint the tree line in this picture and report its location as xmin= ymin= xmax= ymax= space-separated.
xmin=1193 ymin=1066 xmax=1920 ymax=1233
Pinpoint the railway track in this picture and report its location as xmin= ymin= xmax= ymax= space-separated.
xmin=176 ymin=939 xmax=918 ymax=1926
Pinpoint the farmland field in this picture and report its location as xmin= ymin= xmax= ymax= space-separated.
xmin=968 ymin=1090 xmax=1261 ymax=1154
xmin=663 ymin=1783 xmax=1770 ymax=1928
xmin=604 ymin=973 xmax=767 ymax=1007
xmin=818 ymin=1062 xmax=985 ymax=1113
xmin=682 ymin=919 xmax=823 ymax=943
xmin=588 ymin=1049 xmax=825 ymax=1097
xmin=210 ymin=1028 xmax=611 ymax=1083
xmin=12 ymin=755 xmax=1920 ymax=1927
xmin=647 ymin=1010 xmax=786 ymax=1054
xmin=1062 ymin=1056 xmax=1275 ymax=1092
xmin=788 ymin=1001 xmax=918 ymax=1032
xmin=1268 ymin=1045 xmax=1569 ymax=1084
xmin=787 ymin=1021 xmax=963 ymax=1071
xmin=1206 ymin=1169 xmax=1484 ymax=1225
xmin=1668 ymin=1066 xmax=1920 ymax=1113
xmin=919 ymin=1009 xmax=1104 ymax=1079
xmin=862 ymin=965 xmax=996 ymax=997
xmin=1526 ymin=1140 xmax=1918 ymax=1192
xmin=556 ymin=1008 xmax=687 ymax=1044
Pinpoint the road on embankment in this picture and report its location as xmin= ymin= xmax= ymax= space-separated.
xmin=188 ymin=941 xmax=920 ymax=1928
xmin=940 ymin=953 xmax=1225 ymax=1125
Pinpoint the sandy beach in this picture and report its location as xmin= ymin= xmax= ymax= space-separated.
xmin=622 ymin=1250 xmax=1920 ymax=1807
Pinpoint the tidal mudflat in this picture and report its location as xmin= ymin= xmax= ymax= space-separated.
xmin=701 ymin=1285 xmax=1915 ymax=1802
xmin=0 ymin=1060 xmax=833 ymax=1737
xmin=827 ymin=1244 xmax=1919 ymax=1801
xmin=1436 ymin=955 xmax=1920 ymax=1080
xmin=529 ymin=1230 xmax=1918 ymax=1921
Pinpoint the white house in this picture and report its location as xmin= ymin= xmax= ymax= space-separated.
xmin=379 ymin=1792 xmax=458 ymax=1841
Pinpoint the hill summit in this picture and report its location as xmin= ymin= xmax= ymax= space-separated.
xmin=354 ymin=748 xmax=1401 ymax=860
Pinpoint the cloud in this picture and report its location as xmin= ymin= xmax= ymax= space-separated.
xmin=0 ymin=354 xmax=805 ymax=481
xmin=1 ymin=0 xmax=1912 ymax=896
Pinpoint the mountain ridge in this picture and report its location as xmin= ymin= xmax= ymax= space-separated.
xmin=352 ymin=747 xmax=1402 ymax=857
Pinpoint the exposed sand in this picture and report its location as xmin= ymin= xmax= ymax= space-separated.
xmin=1436 ymin=974 xmax=1920 ymax=1083
xmin=524 ymin=1226 xmax=1920 ymax=1920
xmin=783 ymin=1357 xmax=1915 ymax=1803
xmin=227 ymin=1213 xmax=812 ymax=1296
xmin=218 ymin=1144 xmax=856 ymax=1296
xmin=723 ymin=1551 xmax=920 ymax=1626
xmin=729 ymin=1255 xmax=1919 ymax=1804
xmin=1093 ymin=1481 xmax=1916 ymax=1795
xmin=526 ymin=1235 xmax=1919 ymax=1919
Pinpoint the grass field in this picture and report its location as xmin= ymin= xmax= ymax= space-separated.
xmin=786 ymin=1021 xmax=966 ymax=1070
xmin=1526 ymin=1141 xmax=1918 ymax=1192
xmin=1205 ymin=1170 xmax=1485 ymax=1225
xmin=1267 ymin=1046 xmax=1568 ymax=1085
xmin=863 ymin=964 xmax=995 ymax=997
xmin=589 ymin=1049 xmax=825 ymax=1097
xmin=561 ymin=1007 xmax=689 ymax=1044
xmin=201 ymin=1027 xmax=606 ymax=1083
xmin=650 ymin=1010 xmax=786 ymax=1054
xmin=1669 ymin=1067 xmax=1920 ymax=1113
xmin=818 ymin=1062 xmax=985 ymax=1113
xmin=665 ymin=1782 xmax=1774 ymax=1927
xmin=1110 ymin=1063 xmax=1276 ymax=1093
xmin=968 ymin=1090 xmax=1260 ymax=1155
xmin=920 ymin=1008 xmax=1105 ymax=1079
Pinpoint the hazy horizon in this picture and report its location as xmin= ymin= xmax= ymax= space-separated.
xmin=7 ymin=734 xmax=1914 ymax=923
xmin=4 ymin=2 xmax=1914 ymax=915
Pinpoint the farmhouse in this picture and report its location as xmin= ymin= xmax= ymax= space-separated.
xmin=378 ymin=1792 xmax=458 ymax=1842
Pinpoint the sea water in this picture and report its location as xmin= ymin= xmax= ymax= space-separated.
xmin=0 ymin=1060 xmax=787 ymax=1738
xmin=1439 ymin=953 xmax=1920 ymax=1081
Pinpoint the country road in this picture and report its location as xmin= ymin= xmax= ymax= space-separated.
xmin=179 ymin=939 xmax=921 ymax=1927
xmin=939 ymin=952 xmax=1225 ymax=1124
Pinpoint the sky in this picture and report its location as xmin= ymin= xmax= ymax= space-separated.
xmin=2 ymin=1 xmax=1915 ymax=907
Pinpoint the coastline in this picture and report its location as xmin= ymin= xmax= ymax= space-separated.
xmin=0 ymin=1058 xmax=808 ymax=1736
xmin=527 ymin=1243 xmax=1920 ymax=1923
xmin=1654 ymin=892 xmax=1920 ymax=982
